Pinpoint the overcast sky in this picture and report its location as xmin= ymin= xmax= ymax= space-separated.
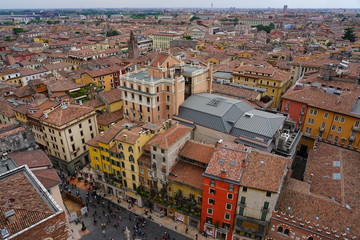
xmin=2 ymin=0 xmax=360 ymax=9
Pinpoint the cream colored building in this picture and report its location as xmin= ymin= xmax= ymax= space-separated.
xmin=233 ymin=150 xmax=288 ymax=240
xmin=15 ymin=101 xmax=98 ymax=174
xmin=150 ymin=32 xmax=182 ymax=50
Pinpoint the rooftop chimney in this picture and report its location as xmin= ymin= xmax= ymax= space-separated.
xmin=44 ymin=112 xmax=48 ymax=119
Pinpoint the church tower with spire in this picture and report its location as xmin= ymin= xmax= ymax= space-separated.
xmin=128 ymin=31 xmax=138 ymax=59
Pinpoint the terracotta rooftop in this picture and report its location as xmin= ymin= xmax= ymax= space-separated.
xmin=276 ymin=177 xmax=358 ymax=237
xmin=0 ymin=166 xmax=62 ymax=238
xmin=241 ymin=149 xmax=288 ymax=192
xmin=87 ymin=118 xmax=134 ymax=146
xmin=0 ymin=100 xmax=15 ymax=118
xmin=9 ymin=150 xmax=52 ymax=169
xmin=212 ymin=82 xmax=260 ymax=101
xmin=147 ymin=124 xmax=192 ymax=149
xmin=205 ymin=143 xmax=247 ymax=183
xmin=98 ymin=88 xmax=122 ymax=104
xmin=114 ymin=126 xmax=143 ymax=145
xmin=96 ymin=109 xmax=123 ymax=126
xmin=304 ymin=142 xmax=360 ymax=213
xmin=168 ymin=161 xmax=205 ymax=190
xmin=179 ymin=140 xmax=215 ymax=164
xmin=83 ymin=98 xmax=104 ymax=108
xmin=282 ymin=85 xmax=360 ymax=118
xmin=39 ymin=104 xmax=95 ymax=126
xmin=31 ymin=168 xmax=61 ymax=189
xmin=138 ymin=154 xmax=151 ymax=165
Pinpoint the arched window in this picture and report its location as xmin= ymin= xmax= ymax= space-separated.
xmin=128 ymin=146 xmax=133 ymax=153
xmin=277 ymin=226 xmax=283 ymax=232
xmin=284 ymin=229 xmax=290 ymax=235
xmin=166 ymin=95 xmax=170 ymax=102
xmin=129 ymin=155 xmax=135 ymax=163
xmin=122 ymin=171 xmax=126 ymax=177
xmin=119 ymin=152 xmax=124 ymax=159
xmin=118 ymin=143 xmax=123 ymax=150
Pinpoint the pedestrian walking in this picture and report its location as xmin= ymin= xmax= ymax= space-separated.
xmin=185 ymin=226 xmax=188 ymax=234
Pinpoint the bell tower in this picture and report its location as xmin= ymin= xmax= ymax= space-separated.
xmin=128 ymin=31 xmax=138 ymax=59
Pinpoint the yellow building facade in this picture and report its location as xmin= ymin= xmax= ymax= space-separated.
xmin=232 ymin=66 xmax=292 ymax=109
xmin=301 ymin=106 xmax=360 ymax=150
xmin=88 ymin=121 xmax=160 ymax=205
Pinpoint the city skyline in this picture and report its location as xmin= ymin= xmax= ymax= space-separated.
xmin=2 ymin=0 xmax=360 ymax=9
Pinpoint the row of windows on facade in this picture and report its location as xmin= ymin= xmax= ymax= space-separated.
xmin=124 ymin=91 xmax=172 ymax=103
xmin=208 ymin=186 xmax=272 ymax=197
xmin=243 ymin=77 xmax=279 ymax=86
xmin=123 ymin=82 xmax=172 ymax=93
xmin=96 ymin=153 xmax=136 ymax=163
xmin=124 ymin=101 xmax=171 ymax=112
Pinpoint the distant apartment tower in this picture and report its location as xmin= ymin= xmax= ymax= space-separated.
xmin=283 ymin=5 xmax=288 ymax=11
xmin=119 ymin=53 xmax=212 ymax=123
xmin=128 ymin=31 xmax=139 ymax=59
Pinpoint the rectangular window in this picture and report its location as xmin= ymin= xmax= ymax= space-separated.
xmin=337 ymin=126 xmax=342 ymax=133
xmin=208 ymin=198 xmax=215 ymax=205
xmin=70 ymin=136 xmax=74 ymax=142
xmin=263 ymin=201 xmax=269 ymax=210
xmin=340 ymin=117 xmax=345 ymax=123
xmin=227 ymin=193 xmax=233 ymax=199
xmin=210 ymin=179 xmax=215 ymax=186
xmin=260 ymin=212 xmax=267 ymax=221
xmin=307 ymin=118 xmax=314 ymax=125
xmin=242 ymin=186 xmax=247 ymax=192
xmin=331 ymin=125 xmax=336 ymax=131
xmin=355 ymin=121 xmax=360 ymax=128
xmin=207 ymin=208 xmax=213 ymax=214
xmin=224 ymin=213 xmax=231 ymax=220
xmin=239 ymin=207 xmax=244 ymax=216
xmin=209 ymin=189 xmax=215 ymax=195
xmin=68 ymin=129 xmax=72 ymax=134
xmin=229 ymin=183 xmax=234 ymax=191
xmin=324 ymin=112 xmax=329 ymax=119
xmin=334 ymin=115 xmax=339 ymax=121
xmin=79 ymin=123 xmax=82 ymax=128
xmin=226 ymin=203 xmax=232 ymax=210
xmin=305 ymin=127 xmax=312 ymax=134
xmin=266 ymin=191 xmax=271 ymax=197
xmin=240 ymin=196 xmax=246 ymax=205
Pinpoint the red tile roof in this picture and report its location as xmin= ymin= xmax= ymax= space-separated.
xmin=179 ymin=140 xmax=215 ymax=164
xmin=9 ymin=150 xmax=52 ymax=169
xmin=168 ymin=161 xmax=205 ymax=190
xmin=147 ymin=124 xmax=192 ymax=149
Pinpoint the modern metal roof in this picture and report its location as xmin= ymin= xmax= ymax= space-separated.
xmin=178 ymin=93 xmax=286 ymax=138
xmin=233 ymin=109 xmax=286 ymax=138
xmin=178 ymin=93 xmax=253 ymax=133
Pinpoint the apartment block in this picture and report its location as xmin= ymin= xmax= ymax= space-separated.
xmin=119 ymin=53 xmax=212 ymax=124
xmin=14 ymin=100 xmax=98 ymax=174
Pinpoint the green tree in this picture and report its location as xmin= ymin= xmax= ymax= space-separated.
xmin=190 ymin=16 xmax=200 ymax=22
xmin=106 ymin=29 xmax=119 ymax=37
xmin=13 ymin=28 xmax=27 ymax=35
xmin=183 ymin=35 xmax=192 ymax=40
xmin=342 ymin=27 xmax=356 ymax=42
